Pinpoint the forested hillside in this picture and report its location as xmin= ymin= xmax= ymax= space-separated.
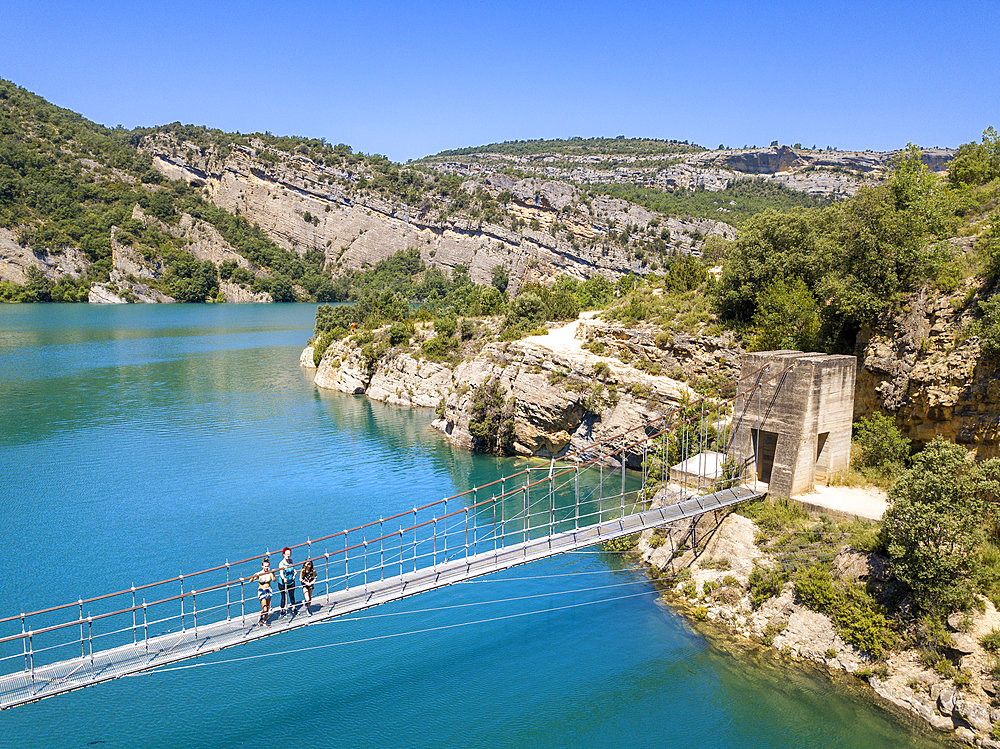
xmin=0 ymin=77 xmax=966 ymax=313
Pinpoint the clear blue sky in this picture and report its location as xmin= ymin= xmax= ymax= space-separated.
xmin=1 ymin=0 xmax=997 ymax=162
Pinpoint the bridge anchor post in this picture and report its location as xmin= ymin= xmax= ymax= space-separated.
xmin=27 ymin=630 xmax=34 ymax=695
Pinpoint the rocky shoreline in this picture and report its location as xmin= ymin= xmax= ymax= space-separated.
xmin=635 ymin=502 xmax=1000 ymax=746
xmin=301 ymin=312 xmax=740 ymax=461
xmin=299 ymin=312 xmax=1000 ymax=744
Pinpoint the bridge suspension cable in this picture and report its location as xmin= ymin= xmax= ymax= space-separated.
xmin=0 ymin=361 xmax=792 ymax=710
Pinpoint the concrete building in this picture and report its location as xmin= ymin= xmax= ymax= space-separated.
xmin=737 ymin=350 xmax=857 ymax=498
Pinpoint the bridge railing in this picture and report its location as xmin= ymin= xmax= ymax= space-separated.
xmin=0 ymin=362 xmax=790 ymax=693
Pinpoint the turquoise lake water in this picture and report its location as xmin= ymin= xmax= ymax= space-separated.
xmin=0 ymin=303 xmax=940 ymax=747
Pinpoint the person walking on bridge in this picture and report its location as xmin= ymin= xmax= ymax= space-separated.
xmin=248 ymin=558 xmax=275 ymax=627
xmin=300 ymin=559 xmax=316 ymax=612
xmin=278 ymin=547 xmax=297 ymax=614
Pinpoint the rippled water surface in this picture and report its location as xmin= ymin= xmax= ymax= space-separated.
xmin=0 ymin=304 xmax=939 ymax=747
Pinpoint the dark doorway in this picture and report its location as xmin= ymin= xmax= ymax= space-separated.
xmin=752 ymin=429 xmax=778 ymax=483
xmin=815 ymin=432 xmax=830 ymax=483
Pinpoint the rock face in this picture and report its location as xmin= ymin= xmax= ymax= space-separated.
xmin=425 ymin=145 xmax=955 ymax=199
xmin=0 ymin=228 xmax=90 ymax=283
xmin=142 ymin=135 xmax=735 ymax=292
xmin=578 ymin=318 xmax=742 ymax=381
xmin=856 ymin=282 xmax=1000 ymax=457
xmin=305 ymin=315 xmax=699 ymax=462
xmin=88 ymin=284 xmax=128 ymax=304
xmin=219 ymin=281 xmax=272 ymax=303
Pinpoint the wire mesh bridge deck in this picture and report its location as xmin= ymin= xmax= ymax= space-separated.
xmin=0 ymin=363 xmax=789 ymax=710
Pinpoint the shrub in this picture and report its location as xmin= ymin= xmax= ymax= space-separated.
xmin=420 ymin=335 xmax=454 ymax=362
xmin=748 ymin=565 xmax=790 ymax=609
xmin=853 ymin=412 xmax=910 ymax=470
xmin=602 ymin=533 xmax=639 ymax=553
xmin=981 ymin=629 xmax=1000 ymax=652
xmin=795 ymin=563 xmax=896 ymax=659
xmin=387 ymin=321 xmax=413 ymax=346
xmin=468 ymin=378 xmax=514 ymax=454
xmin=312 ymin=330 xmax=336 ymax=366
xmin=459 ymin=318 xmax=477 ymax=340
xmin=434 ymin=312 xmax=458 ymax=338
xmin=682 ymin=582 xmax=697 ymax=598
xmin=883 ymin=438 xmax=986 ymax=614
xmin=702 ymin=581 xmax=718 ymax=596
xmin=824 ymin=648 xmax=837 ymax=660
xmin=794 ymin=564 xmax=838 ymax=611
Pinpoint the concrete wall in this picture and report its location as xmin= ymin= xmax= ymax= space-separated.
xmin=737 ymin=351 xmax=856 ymax=498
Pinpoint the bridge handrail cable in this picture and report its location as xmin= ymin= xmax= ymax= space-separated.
xmin=0 ymin=362 xmax=789 ymax=639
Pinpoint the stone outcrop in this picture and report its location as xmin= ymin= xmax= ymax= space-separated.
xmin=578 ymin=318 xmax=742 ymax=381
xmin=856 ymin=282 xmax=1000 ymax=457
xmin=304 ymin=315 xmax=700 ymax=462
xmin=642 ymin=506 xmax=1000 ymax=745
xmin=425 ymin=145 xmax=955 ymax=199
xmin=142 ymin=135 xmax=735 ymax=292
xmin=87 ymin=284 xmax=128 ymax=304
xmin=0 ymin=228 xmax=90 ymax=283
xmin=219 ymin=281 xmax=272 ymax=303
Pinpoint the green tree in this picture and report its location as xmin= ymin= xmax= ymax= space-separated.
xmin=505 ymin=292 xmax=546 ymax=331
xmin=491 ymin=264 xmax=509 ymax=293
xmin=747 ymin=276 xmax=821 ymax=351
xmin=948 ymin=127 xmax=1000 ymax=187
xmin=853 ymin=412 xmax=910 ymax=470
xmin=468 ymin=378 xmax=514 ymax=454
xmin=882 ymin=438 xmax=985 ymax=613
xmin=713 ymin=209 xmax=827 ymax=322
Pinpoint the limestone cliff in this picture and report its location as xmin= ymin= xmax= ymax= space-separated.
xmin=423 ymin=144 xmax=956 ymax=199
xmin=856 ymin=281 xmax=1000 ymax=457
xmin=301 ymin=314 xmax=729 ymax=464
xmin=141 ymin=134 xmax=734 ymax=292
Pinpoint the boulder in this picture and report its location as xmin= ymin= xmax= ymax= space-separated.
xmin=954 ymin=697 xmax=992 ymax=733
xmin=948 ymin=634 xmax=978 ymax=655
xmin=88 ymin=283 xmax=128 ymax=304
xmin=938 ymin=687 xmax=957 ymax=716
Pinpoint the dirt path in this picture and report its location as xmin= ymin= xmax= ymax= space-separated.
xmin=519 ymin=309 xmax=602 ymax=357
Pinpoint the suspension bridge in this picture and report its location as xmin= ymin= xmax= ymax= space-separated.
xmin=0 ymin=361 xmax=791 ymax=710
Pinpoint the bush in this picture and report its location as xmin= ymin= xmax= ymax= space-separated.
xmin=883 ymin=438 xmax=986 ymax=613
xmin=505 ymin=292 xmax=547 ymax=331
xmin=978 ymin=294 xmax=1000 ymax=361
xmin=420 ymin=335 xmax=454 ymax=362
xmin=748 ymin=565 xmax=790 ymax=609
xmin=459 ymin=318 xmax=477 ymax=340
xmin=434 ymin=312 xmax=458 ymax=338
xmin=794 ymin=564 xmax=838 ymax=611
xmin=981 ymin=629 xmax=1000 ymax=652
xmin=853 ymin=412 xmax=910 ymax=470
xmin=468 ymin=378 xmax=514 ymax=454
xmin=387 ymin=321 xmax=413 ymax=346
xmin=601 ymin=533 xmax=639 ymax=553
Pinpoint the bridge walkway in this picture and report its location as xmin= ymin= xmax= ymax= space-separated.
xmin=0 ymin=485 xmax=760 ymax=710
